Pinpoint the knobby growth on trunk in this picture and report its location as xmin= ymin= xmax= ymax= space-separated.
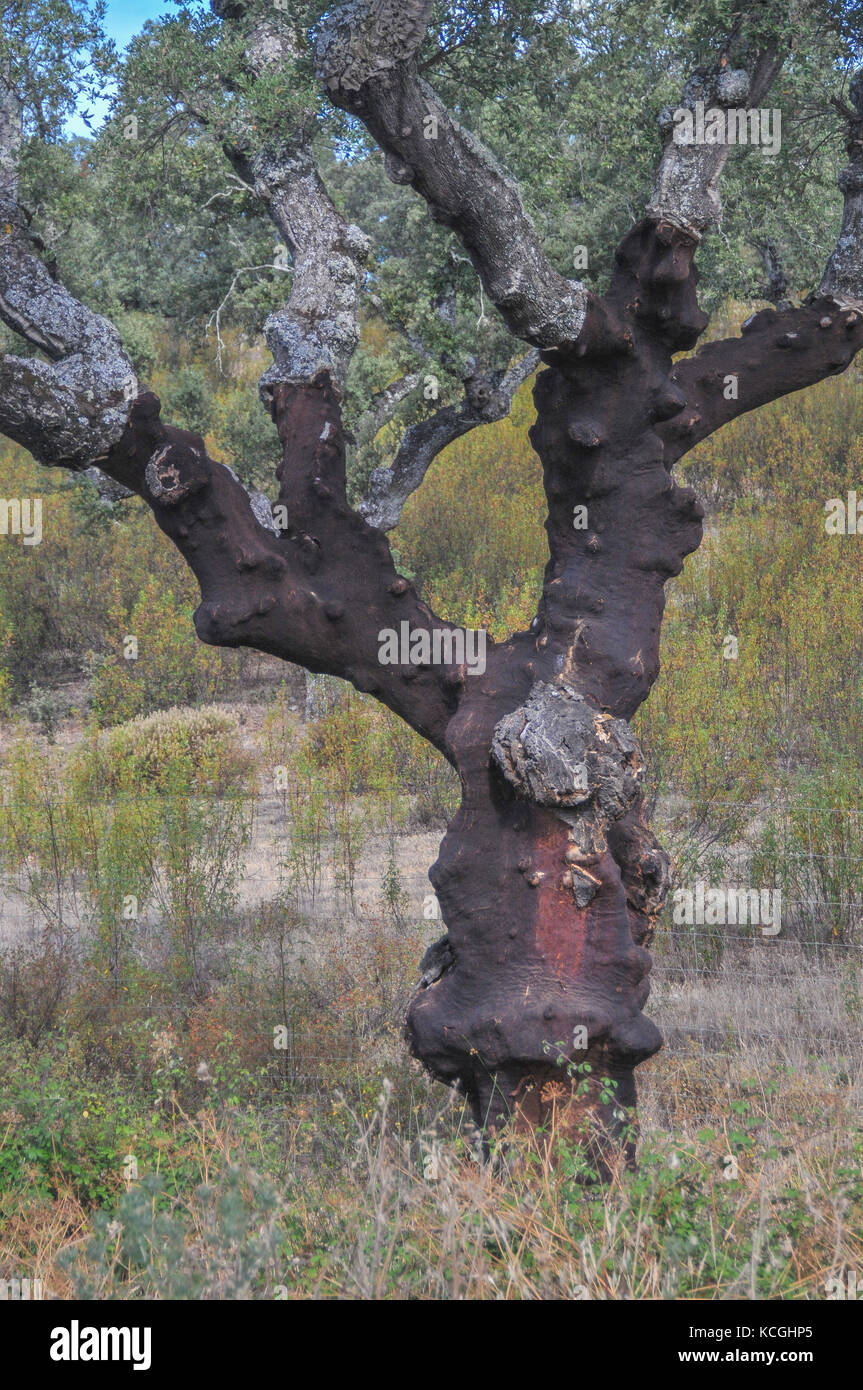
xmin=2 ymin=2 xmax=863 ymax=1164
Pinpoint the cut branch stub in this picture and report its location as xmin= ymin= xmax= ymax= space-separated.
xmin=144 ymin=441 xmax=210 ymax=506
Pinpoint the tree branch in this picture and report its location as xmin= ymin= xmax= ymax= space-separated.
xmin=355 ymin=371 xmax=422 ymax=447
xmin=654 ymin=70 xmax=863 ymax=456
xmin=655 ymin=298 xmax=863 ymax=459
xmin=223 ymin=23 xmax=372 ymax=403
xmin=315 ymin=1 xmax=624 ymax=357
xmin=0 ymin=41 xmax=466 ymax=750
xmin=0 ymin=81 xmax=138 ymax=467
xmin=647 ymin=45 xmax=783 ymax=241
xmin=360 ymin=350 xmax=539 ymax=531
xmin=366 ymin=291 xmax=434 ymax=363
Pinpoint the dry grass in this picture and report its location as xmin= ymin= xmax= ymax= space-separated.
xmin=1 ymin=930 xmax=859 ymax=1301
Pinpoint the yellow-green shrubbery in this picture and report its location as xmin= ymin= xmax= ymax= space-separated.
xmin=0 ymin=609 xmax=11 ymax=716
xmin=0 ymin=438 xmax=248 ymax=720
xmin=87 ymin=578 xmax=230 ymax=727
xmin=296 ymin=685 xmax=459 ymax=818
xmin=394 ymin=375 xmax=545 ymax=638
xmin=76 ymin=705 xmax=255 ymax=798
xmin=0 ymin=707 xmax=255 ymax=1001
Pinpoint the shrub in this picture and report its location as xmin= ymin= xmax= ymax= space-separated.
xmin=114 ymin=312 xmax=161 ymax=379
xmin=75 ymin=706 xmax=254 ymax=798
xmin=394 ymin=374 xmax=545 ymax=639
xmin=88 ymin=579 xmax=228 ymax=726
xmin=298 ymin=686 xmax=458 ymax=819
xmin=211 ymin=387 xmax=281 ymax=490
xmin=157 ymin=364 xmax=214 ymax=437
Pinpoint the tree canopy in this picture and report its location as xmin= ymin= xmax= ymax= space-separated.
xmin=7 ymin=0 xmax=862 ymax=501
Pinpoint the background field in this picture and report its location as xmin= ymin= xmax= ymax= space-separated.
xmin=0 ymin=311 xmax=861 ymax=1300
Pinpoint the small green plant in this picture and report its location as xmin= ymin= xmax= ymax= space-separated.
xmin=25 ymin=683 xmax=69 ymax=743
xmin=380 ymin=840 xmax=409 ymax=930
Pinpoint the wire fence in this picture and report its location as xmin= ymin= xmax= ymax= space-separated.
xmin=0 ymin=784 xmax=860 ymax=1072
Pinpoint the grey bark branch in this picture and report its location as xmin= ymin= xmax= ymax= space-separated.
xmin=647 ymin=46 xmax=783 ymax=240
xmin=657 ymin=68 xmax=863 ymax=455
xmin=315 ymin=0 xmax=436 ymax=93
xmin=315 ymin=2 xmax=596 ymax=353
xmin=359 ymin=349 xmax=539 ymax=531
xmin=0 ymin=81 xmax=138 ymax=468
xmin=355 ymin=371 xmax=422 ymax=445
xmin=818 ymin=72 xmax=863 ymax=304
xmin=225 ymin=21 xmax=371 ymax=403
xmin=252 ymin=143 xmax=370 ymax=404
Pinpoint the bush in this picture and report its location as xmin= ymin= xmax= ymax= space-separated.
xmin=751 ymin=752 xmax=863 ymax=945
xmin=157 ymin=364 xmax=214 ymax=438
xmin=114 ymin=312 xmax=161 ymax=379
xmin=297 ymin=687 xmax=459 ymax=819
xmin=76 ymin=706 xmax=254 ymax=798
xmin=211 ymin=387 xmax=281 ymax=490
xmin=88 ymin=579 xmax=228 ymax=726
xmin=394 ymin=374 xmax=545 ymax=639
xmin=1 ymin=713 xmax=254 ymax=1001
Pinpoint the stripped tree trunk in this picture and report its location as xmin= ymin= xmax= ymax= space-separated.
xmin=2 ymin=5 xmax=863 ymax=1163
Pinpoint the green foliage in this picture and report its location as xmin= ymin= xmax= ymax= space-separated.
xmin=296 ymin=684 xmax=459 ymax=816
xmin=0 ymin=0 xmax=114 ymax=139
xmin=113 ymin=312 xmax=161 ymax=380
xmin=79 ymin=705 xmax=254 ymax=797
xmin=0 ymin=609 xmax=11 ymax=715
xmin=394 ymin=374 xmax=545 ymax=638
xmin=23 ymin=682 xmax=71 ymax=743
xmin=2 ymin=1013 xmax=859 ymax=1298
xmin=0 ymin=711 xmax=253 ymax=996
xmin=158 ymin=364 xmax=215 ymax=438
xmin=0 ymin=1031 xmax=139 ymax=1203
xmin=211 ymin=384 xmax=281 ymax=489
xmin=63 ymin=1166 xmax=284 ymax=1300
xmin=0 ymin=438 xmax=249 ymax=704
xmin=88 ymin=578 xmax=228 ymax=725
